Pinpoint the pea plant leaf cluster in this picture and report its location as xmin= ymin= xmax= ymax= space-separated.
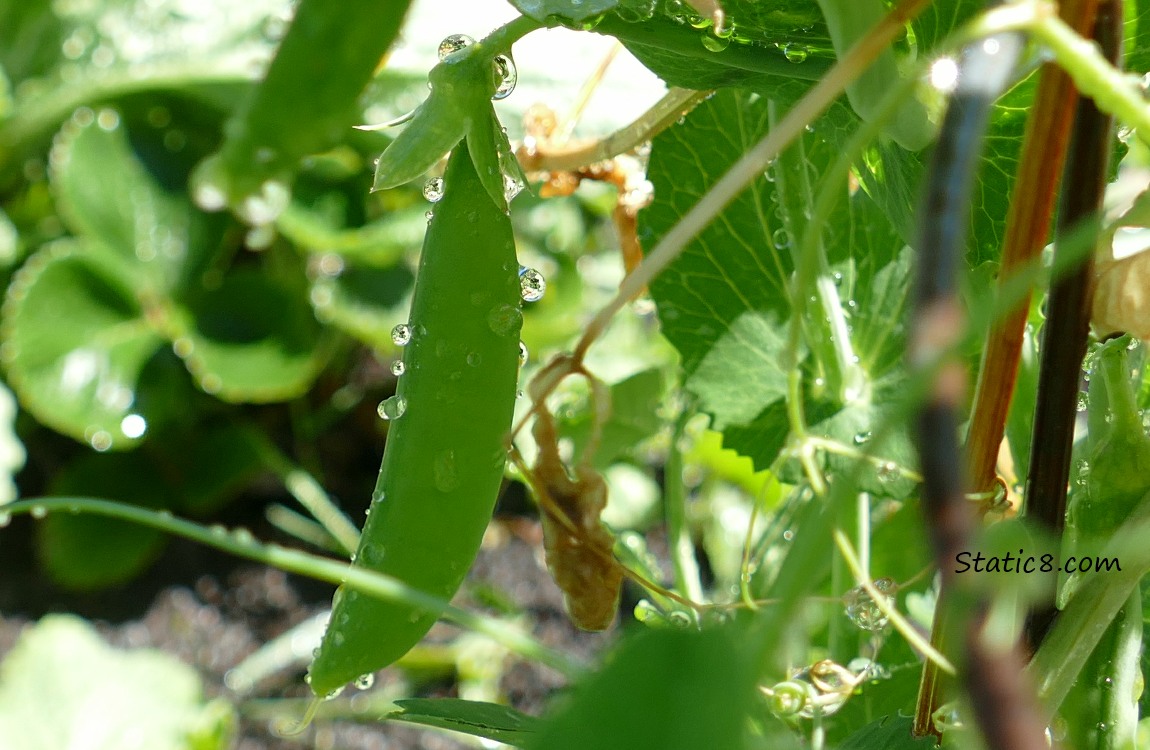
xmin=4 ymin=0 xmax=1150 ymax=748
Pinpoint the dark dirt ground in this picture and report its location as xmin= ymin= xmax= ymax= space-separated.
xmin=0 ymin=497 xmax=643 ymax=749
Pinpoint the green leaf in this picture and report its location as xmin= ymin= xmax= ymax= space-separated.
xmin=38 ymin=451 xmax=173 ymax=589
xmin=177 ymin=268 xmax=325 ymax=402
xmin=388 ymin=699 xmax=541 ymax=746
xmin=0 ymin=615 xmax=234 ymax=750
xmin=528 ymin=625 xmax=759 ymax=750
xmin=642 ymin=90 xmax=912 ymax=478
xmin=0 ymin=242 xmax=164 ymax=449
xmin=836 ymin=715 xmax=937 ymax=750
xmin=0 ymin=0 xmax=288 ymax=175
xmin=596 ymin=2 xmax=832 ymax=91
xmin=49 ymin=101 xmax=223 ymax=292
xmin=512 ymin=0 xmax=619 ymax=23
xmin=560 ymin=368 xmax=665 ymax=468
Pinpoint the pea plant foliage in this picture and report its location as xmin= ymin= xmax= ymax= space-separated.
xmin=3 ymin=0 xmax=1150 ymax=748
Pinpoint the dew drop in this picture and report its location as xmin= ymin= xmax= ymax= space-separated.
xmin=852 ymin=430 xmax=872 ymax=446
xmin=614 ymin=0 xmax=656 ymax=22
xmin=518 ymin=341 xmax=528 ymax=367
xmin=89 ymin=430 xmax=113 ymax=452
xmin=492 ymin=55 xmax=517 ymax=100
xmin=437 ymin=33 xmax=475 ymax=60
xmin=519 ymin=267 xmax=546 ymax=302
xmin=843 ymin=577 xmax=897 ymax=631
xmin=377 ymin=395 xmax=407 ymax=421
xmin=391 ymin=360 xmax=405 ymax=376
xmin=772 ymin=228 xmax=790 ymax=248
xmin=30 ymin=505 xmax=47 ymax=520
xmin=701 ymin=34 xmax=730 ymax=52
xmin=503 ymin=173 xmax=524 ymax=202
xmin=391 ymin=323 xmax=412 ymax=346
xmin=877 ymin=461 xmax=900 ymax=483
xmin=782 ymin=43 xmax=809 ymax=63
xmin=487 ymin=304 xmax=522 ymax=336
xmin=422 ymin=176 xmax=445 ymax=203
xmin=466 ymin=351 xmax=482 ymax=367
xmin=354 ymin=673 xmax=375 ymax=690
xmin=435 ymin=450 xmax=460 ymax=492
xmin=0 ymin=512 xmax=10 ymax=528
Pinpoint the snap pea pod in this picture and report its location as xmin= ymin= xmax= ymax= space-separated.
xmin=815 ymin=0 xmax=934 ymax=151
xmin=307 ymin=139 xmax=522 ymax=695
xmin=1063 ymin=589 xmax=1141 ymax=750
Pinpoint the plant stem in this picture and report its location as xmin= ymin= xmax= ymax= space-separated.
xmin=0 ymin=497 xmax=584 ymax=678
xmin=666 ymin=408 xmax=705 ymax=605
xmin=1024 ymin=0 xmax=1120 ymax=650
xmin=518 ymin=87 xmax=709 ymax=173
xmin=919 ymin=0 xmax=1104 ymax=734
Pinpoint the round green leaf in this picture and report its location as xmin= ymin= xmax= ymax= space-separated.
xmin=49 ymin=101 xmax=224 ymax=292
xmin=177 ymin=268 xmax=324 ymax=402
xmin=1 ymin=241 xmax=164 ymax=449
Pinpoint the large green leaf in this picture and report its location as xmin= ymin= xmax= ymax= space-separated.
xmin=0 ymin=242 xmax=164 ymax=449
xmin=596 ymin=0 xmax=832 ymax=92
xmin=641 ymin=89 xmax=913 ymax=482
xmin=0 ymin=615 xmax=233 ymax=750
xmin=528 ymin=625 xmax=760 ymax=750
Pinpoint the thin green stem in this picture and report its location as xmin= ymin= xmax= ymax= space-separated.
xmin=667 ymin=407 xmax=705 ymax=606
xmin=0 ymin=498 xmax=583 ymax=679
xmin=479 ymin=15 xmax=544 ymax=54
xmin=243 ymin=428 xmax=361 ymax=556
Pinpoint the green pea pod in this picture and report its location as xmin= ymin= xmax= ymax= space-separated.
xmin=814 ymin=0 xmax=934 ymax=151
xmin=1075 ymin=338 xmax=1150 ymax=537
xmin=194 ymin=0 xmax=414 ymax=220
xmin=307 ymin=138 xmax=523 ymax=695
xmin=1063 ymin=588 xmax=1141 ymax=750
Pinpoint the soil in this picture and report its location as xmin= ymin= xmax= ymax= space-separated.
xmin=0 ymin=498 xmax=629 ymax=749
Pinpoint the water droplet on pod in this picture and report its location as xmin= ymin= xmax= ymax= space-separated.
xmin=391 ymin=323 xmax=412 ymax=346
xmin=422 ymin=176 xmax=444 ymax=202
xmin=391 ymin=360 xmax=405 ymax=376
xmin=377 ymin=395 xmax=407 ymax=421
xmin=492 ymin=55 xmax=517 ymax=100
xmin=519 ymin=267 xmax=546 ymax=302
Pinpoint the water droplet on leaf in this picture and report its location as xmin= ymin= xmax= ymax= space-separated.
xmin=843 ymin=577 xmax=897 ymax=631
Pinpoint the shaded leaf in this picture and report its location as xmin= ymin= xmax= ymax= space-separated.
xmin=836 ymin=715 xmax=937 ymax=750
xmin=38 ymin=452 xmax=173 ymax=590
xmin=177 ymin=268 xmax=325 ymax=403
